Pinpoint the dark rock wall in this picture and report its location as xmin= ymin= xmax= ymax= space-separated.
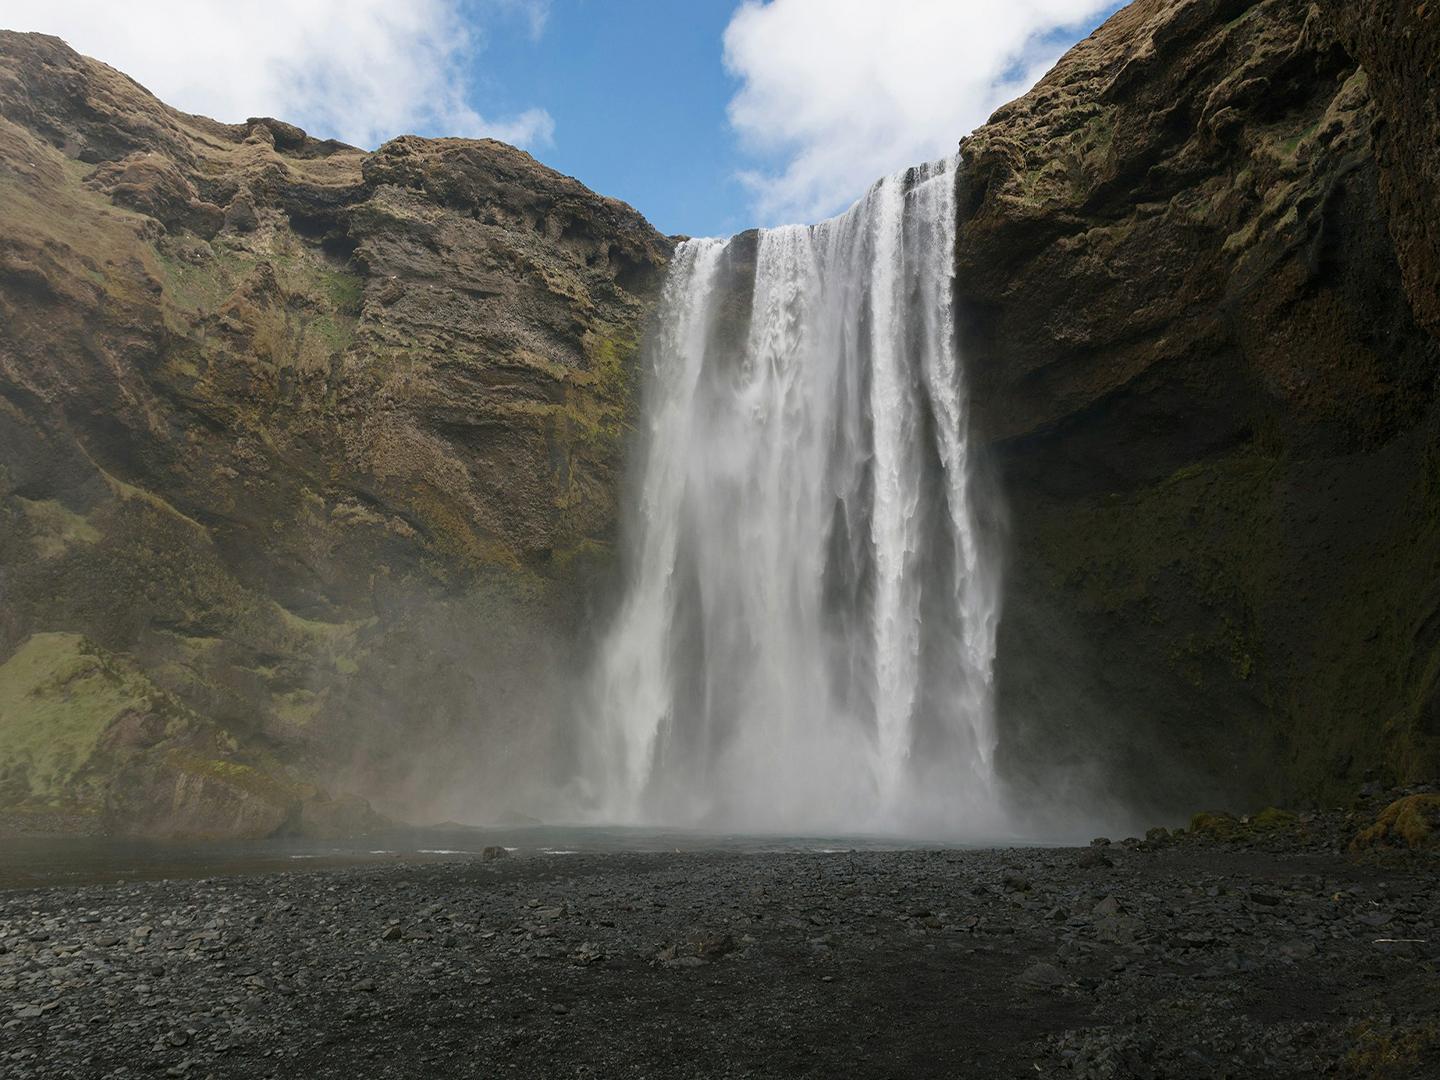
xmin=1320 ymin=0 xmax=1440 ymax=339
xmin=959 ymin=0 xmax=1440 ymax=820
xmin=0 ymin=32 xmax=671 ymax=834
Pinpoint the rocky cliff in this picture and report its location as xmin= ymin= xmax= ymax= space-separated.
xmin=0 ymin=31 xmax=670 ymax=836
xmin=959 ymin=0 xmax=1440 ymax=819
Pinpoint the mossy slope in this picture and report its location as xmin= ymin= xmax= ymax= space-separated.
xmin=0 ymin=31 xmax=672 ymax=835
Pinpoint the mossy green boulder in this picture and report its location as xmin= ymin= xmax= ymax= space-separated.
xmin=1351 ymin=795 xmax=1440 ymax=852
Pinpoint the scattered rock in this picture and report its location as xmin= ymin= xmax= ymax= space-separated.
xmin=1017 ymin=962 xmax=1068 ymax=991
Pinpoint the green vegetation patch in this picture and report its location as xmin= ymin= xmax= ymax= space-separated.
xmin=306 ymin=265 xmax=364 ymax=315
xmin=164 ymin=750 xmax=302 ymax=807
xmin=16 ymin=497 xmax=100 ymax=559
xmin=1345 ymin=1019 xmax=1440 ymax=1078
xmin=0 ymin=634 xmax=155 ymax=805
xmin=153 ymin=244 xmax=254 ymax=314
xmin=1351 ymin=794 xmax=1440 ymax=851
xmin=1250 ymin=806 xmax=1298 ymax=831
xmin=1188 ymin=811 xmax=1240 ymax=839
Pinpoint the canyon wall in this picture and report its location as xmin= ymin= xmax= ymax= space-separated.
xmin=959 ymin=0 xmax=1440 ymax=819
xmin=0 ymin=31 xmax=670 ymax=835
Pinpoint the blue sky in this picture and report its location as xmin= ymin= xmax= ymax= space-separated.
xmin=462 ymin=1 xmax=1124 ymax=236
xmin=467 ymin=2 xmax=750 ymax=237
xmin=6 ymin=0 xmax=1126 ymax=237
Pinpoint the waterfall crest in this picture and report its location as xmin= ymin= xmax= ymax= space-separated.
xmin=586 ymin=156 xmax=1000 ymax=835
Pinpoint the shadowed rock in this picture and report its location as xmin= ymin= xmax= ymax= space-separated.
xmin=955 ymin=0 xmax=1440 ymax=823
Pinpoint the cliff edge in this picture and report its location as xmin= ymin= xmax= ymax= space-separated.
xmin=959 ymin=0 xmax=1440 ymax=818
xmin=0 ymin=31 xmax=671 ymax=836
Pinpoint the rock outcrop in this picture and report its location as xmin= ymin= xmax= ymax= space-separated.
xmin=0 ymin=31 xmax=671 ymax=836
xmin=958 ymin=0 xmax=1440 ymax=818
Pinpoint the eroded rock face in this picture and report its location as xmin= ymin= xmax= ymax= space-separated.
xmin=0 ymin=32 xmax=672 ymax=836
xmin=1318 ymin=0 xmax=1440 ymax=339
xmin=959 ymin=0 xmax=1440 ymax=819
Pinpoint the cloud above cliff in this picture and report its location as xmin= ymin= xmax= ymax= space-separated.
xmin=1 ymin=0 xmax=555 ymax=150
xmin=723 ymin=0 xmax=1118 ymax=224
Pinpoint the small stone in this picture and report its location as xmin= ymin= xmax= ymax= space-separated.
xmin=1092 ymin=896 xmax=1122 ymax=917
xmin=1280 ymin=940 xmax=1316 ymax=961
xmin=1017 ymin=962 xmax=1067 ymax=990
xmin=381 ymin=925 xmax=403 ymax=941
xmin=481 ymin=846 xmax=509 ymax=862
xmin=572 ymin=943 xmax=604 ymax=966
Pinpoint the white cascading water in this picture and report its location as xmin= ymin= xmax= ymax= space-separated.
xmin=584 ymin=155 xmax=1000 ymax=835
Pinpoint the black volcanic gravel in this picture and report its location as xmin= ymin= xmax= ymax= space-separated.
xmin=1 ymin=836 xmax=1438 ymax=1078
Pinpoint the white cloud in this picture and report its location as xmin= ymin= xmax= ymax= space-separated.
xmin=723 ymin=0 xmax=1116 ymax=224
xmin=0 ymin=0 xmax=555 ymax=150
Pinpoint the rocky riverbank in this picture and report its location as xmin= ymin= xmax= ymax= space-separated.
xmin=2 ymin=804 xmax=1437 ymax=1079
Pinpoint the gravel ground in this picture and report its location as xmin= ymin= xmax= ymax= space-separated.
xmin=1 ymin=826 xmax=1437 ymax=1079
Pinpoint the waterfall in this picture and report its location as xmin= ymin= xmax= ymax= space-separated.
xmin=585 ymin=155 xmax=1000 ymax=835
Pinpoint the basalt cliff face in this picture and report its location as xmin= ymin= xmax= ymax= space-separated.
xmin=959 ymin=0 xmax=1440 ymax=819
xmin=0 ymin=31 xmax=670 ymax=836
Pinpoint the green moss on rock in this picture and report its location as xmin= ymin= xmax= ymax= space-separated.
xmin=1189 ymin=811 xmax=1240 ymax=839
xmin=1351 ymin=794 xmax=1440 ymax=851
xmin=0 ymin=633 xmax=167 ymax=808
xmin=1251 ymin=806 xmax=1298 ymax=831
